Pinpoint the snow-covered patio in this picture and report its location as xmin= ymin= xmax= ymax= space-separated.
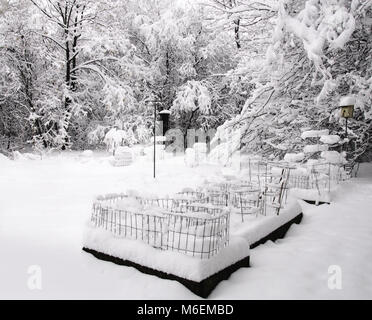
xmin=1 ymin=153 xmax=371 ymax=299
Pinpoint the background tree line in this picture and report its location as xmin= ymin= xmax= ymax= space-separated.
xmin=0 ymin=0 xmax=371 ymax=161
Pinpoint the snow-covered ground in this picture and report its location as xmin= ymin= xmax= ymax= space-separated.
xmin=1 ymin=152 xmax=372 ymax=299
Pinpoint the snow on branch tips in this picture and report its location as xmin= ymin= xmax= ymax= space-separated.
xmin=268 ymin=0 xmax=357 ymax=83
xmin=171 ymin=80 xmax=212 ymax=115
xmin=102 ymin=81 xmax=136 ymax=114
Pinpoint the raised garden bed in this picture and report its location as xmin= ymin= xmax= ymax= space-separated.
xmin=250 ymin=212 xmax=303 ymax=248
xmin=82 ymin=166 xmax=307 ymax=298
xmin=82 ymin=222 xmax=250 ymax=298
xmin=83 ymin=247 xmax=250 ymax=298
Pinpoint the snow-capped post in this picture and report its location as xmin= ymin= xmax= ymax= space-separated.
xmin=339 ymin=96 xmax=355 ymax=138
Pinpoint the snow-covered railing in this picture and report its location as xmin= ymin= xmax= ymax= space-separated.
xmin=90 ymin=195 xmax=230 ymax=259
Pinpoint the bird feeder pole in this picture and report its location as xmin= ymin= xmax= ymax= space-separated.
xmin=345 ymin=117 xmax=348 ymax=137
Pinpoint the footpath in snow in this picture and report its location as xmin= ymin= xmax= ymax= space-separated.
xmin=0 ymin=153 xmax=371 ymax=299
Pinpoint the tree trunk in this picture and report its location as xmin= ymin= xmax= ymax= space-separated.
xmin=234 ymin=19 xmax=241 ymax=49
xmin=184 ymin=108 xmax=199 ymax=149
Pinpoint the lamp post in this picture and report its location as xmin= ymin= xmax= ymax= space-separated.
xmin=153 ymin=100 xmax=156 ymax=179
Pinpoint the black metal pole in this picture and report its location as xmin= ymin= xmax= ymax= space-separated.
xmin=345 ymin=117 xmax=348 ymax=137
xmin=153 ymin=102 xmax=156 ymax=179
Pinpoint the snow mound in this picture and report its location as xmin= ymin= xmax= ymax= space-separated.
xmin=115 ymin=146 xmax=132 ymax=155
xmin=283 ymin=153 xmax=304 ymax=162
xmin=185 ymin=148 xmax=196 ymax=167
xmin=81 ymin=150 xmax=94 ymax=157
xmin=113 ymin=197 xmax=143 ymax=212
xmin=319 ymin=135 xmax=340 ymax=145
xmin=12 ymin=151 xmax=40 ymax=160
xmin=320 ymin=151 xmax=346 ymax=164
xmin=301 ymin=129 xmax=329 ymax=139
xmin=0 ymin=153 xmax=10 ymax=162
xmin=303 ymin=144 xmax=328 ymax=153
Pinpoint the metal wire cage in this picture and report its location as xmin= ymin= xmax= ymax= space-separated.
xmin=287 ymin=175 xmax=310 ymax=189
xmin=231 ymin=190 xmax=262 ymax=218
xmin=175 ymin=190 xmax=205 ymax=200
xmin=90 ymin=195 xmax=230 ymax=259
xmin=164 ymin=212 xmax=230 ymax=259
xmin=285 ymin=163 xmax=345 ymax=191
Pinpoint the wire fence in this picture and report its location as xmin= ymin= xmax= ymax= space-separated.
xmin=197 ymin=167 xmax=291 ymax=219
xmin=91 ymin=195 xmax=230 ymax=259
xmin=287 ymin=175 xmax=310 ymax=189
xmin=240 ymin=158 xmax=346 ymax=186
xmin=286 ymin=163 xmax=345 ymax=191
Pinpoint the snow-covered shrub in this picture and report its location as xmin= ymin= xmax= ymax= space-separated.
xmin=172 ymin=80 xmax=212 ymax=115
xmin=81 ymin=150 xmax=94 ymax=157
xmin=320 ymin=151 xmax=347 ymax=164
xmin=87 ymin=125 xmax=107 ymax=147
xmin=103 ymin=128 xmax=135 ymax=154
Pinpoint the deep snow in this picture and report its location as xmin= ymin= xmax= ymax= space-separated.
xmin=1 ymin=152 xmax=372 ymax=299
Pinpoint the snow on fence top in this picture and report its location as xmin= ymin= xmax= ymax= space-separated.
xmin=301 ymin=129 xmax=329 ymax=139
xmin=320 ymin=151 xmax=346 ymax=164
xmin=283 ymin=153 xmax=305 ymax=163
xmin=319 ymin=135 xmax=340 ymax=145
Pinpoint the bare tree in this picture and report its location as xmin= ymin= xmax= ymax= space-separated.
xmin=30 ymin=0 xmax=109 ymax=148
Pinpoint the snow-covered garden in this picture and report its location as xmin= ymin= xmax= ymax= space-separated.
xmin=1 ymin=0 xmax=372 ymax=300
xmin=1 ymin=151 xmax=372 ymax=299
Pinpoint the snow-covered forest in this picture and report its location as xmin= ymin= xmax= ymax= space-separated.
xmin=1 ymin=0 xmax=371 ymax=161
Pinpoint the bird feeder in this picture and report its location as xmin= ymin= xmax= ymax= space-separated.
xmin=340 ymin=105 xmax=354 ymax=118
xmin=339 ymin=96 xmax=355 ymax=118
xmin=339 ymin=96 xmax=355 ymax=137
